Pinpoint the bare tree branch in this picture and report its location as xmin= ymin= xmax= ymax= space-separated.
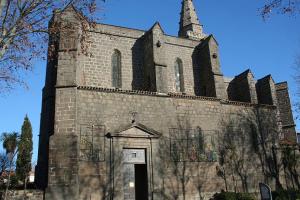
xmin=0 ymin=0 xmax=104 ymax=92
xmin=261 ymin=0 xmax=300 ymax=20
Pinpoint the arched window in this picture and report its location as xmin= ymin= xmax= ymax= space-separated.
xmin=112 ymin=50 xmax=122 ymax=88
xmin=174 ymin=58 xmax=184 ymax=92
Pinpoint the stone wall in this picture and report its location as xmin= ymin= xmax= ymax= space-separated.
xmin=81 ymin=28 xmax=144 ymax=91
xmin=80 ymin=22 xmax=208 ymax=96
xmin=72 ymin=87 xmax=278 ymax=199
xmin=1 ymin=190 xmax=44 ymax=200
xmin=227 ymin=70 xmax=257 ymax=104
xmin=41 ymin=83 xmax=282 ymax=199
xmin=36 ymin=6 xmax=297 ymax=200
xmin=256 ymin=75 xmax=277 ymax=105
xmin=276 ymin=82 xmax=297 ymax=141
xmin=35 ymin=20 xmax=58 ymax=189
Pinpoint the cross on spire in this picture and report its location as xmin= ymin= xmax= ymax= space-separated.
xmin=178 ymin=0 xmax=206 ymax=40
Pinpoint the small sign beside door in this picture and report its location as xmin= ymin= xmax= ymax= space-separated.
xmin=259 ymin=183 xmax=272 ymax=200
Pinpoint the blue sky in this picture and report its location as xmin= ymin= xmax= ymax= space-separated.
xmin=0 ymin=0 xmax=299 ymax=163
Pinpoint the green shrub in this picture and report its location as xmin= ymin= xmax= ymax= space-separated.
xmin=213 ymin=192 xmax=237 ymax=200
xmin=272 ymin=189 xmax=300 ymax=200
xmin=213 ymin=191 xmax=256 ymax=200
xmin=238 ymin=193 xmax=256 ymax=200
xmin=9 ymin=175 xmax=18 ymax=188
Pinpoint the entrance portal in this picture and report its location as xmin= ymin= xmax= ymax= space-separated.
xmin=123 ymin=149 xmax=148 ymax=200
xmin=135 ymin=164 xmax=148 ymax=200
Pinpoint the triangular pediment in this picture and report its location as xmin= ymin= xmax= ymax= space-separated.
xmin=107 ymin=123 xmax=161 ymax=139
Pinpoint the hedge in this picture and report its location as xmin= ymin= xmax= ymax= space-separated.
xmin=213 ymin=191 xmax=256 ymax=200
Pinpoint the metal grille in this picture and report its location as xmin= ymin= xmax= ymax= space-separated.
xmin=169 ymin=128 xmax=217 ymax=162
xmin=80 ymin=125 xmax=105 ymax=162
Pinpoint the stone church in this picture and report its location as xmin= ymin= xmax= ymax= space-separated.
xmin=35 ymin=0 xmax=297 ymax=199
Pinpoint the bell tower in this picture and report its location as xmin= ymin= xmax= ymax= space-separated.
xmin=178 ymin=0 xmax=206 ymax=40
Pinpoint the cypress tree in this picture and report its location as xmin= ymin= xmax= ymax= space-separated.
xmin=16 ymin=115 xmax=33 ymax=183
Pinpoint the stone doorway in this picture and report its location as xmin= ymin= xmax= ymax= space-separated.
xmin=123 ymin=149 xmax=148 ymax=200
xmin=135 ymin=164 xmax=148 ymax=200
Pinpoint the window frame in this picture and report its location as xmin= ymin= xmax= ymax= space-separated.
xmin=111 ymin=49 xmax=122 ymax=88
xmin=174 ymin=58 xmax=185 ymax=93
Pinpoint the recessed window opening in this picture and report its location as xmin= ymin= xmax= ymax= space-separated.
xmin=112 ymin=49 xmax=122 ymax=88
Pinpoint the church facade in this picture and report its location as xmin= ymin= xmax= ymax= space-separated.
xmin=36 ymin=0 xmax=297 ymax=199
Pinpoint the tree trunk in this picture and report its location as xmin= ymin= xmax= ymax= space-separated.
xmin=4 ymin=160 xmax=12 ymax=200
xmin=24 ymin=175 xmax=27 ymax=200
xmin=0 ymin=26 xmax=17 ymax=60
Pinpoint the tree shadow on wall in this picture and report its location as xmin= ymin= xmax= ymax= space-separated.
xmin=46 ymin=124 xmax=124 ymax=200
xmin=77 ymin=125 xmax=125 ymax=200
xmin=217 ymin=117 xmax=258 ymax=193
xmin=156 ymin=117 xmax=216 ymax=200
xmin=216 ymin=108 xmax=285 ymax=193
xmin=250 ymin=108 xmax=283 ymax=190
xmin=281 ymin=145 xmax=300 ymax=190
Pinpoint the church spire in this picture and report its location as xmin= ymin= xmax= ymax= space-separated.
xmin=178 ymin=0 xmax=206 ymax=40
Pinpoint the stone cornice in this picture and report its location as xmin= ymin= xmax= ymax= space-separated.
xmin=77 ymin=86 xmax=277 ymax=109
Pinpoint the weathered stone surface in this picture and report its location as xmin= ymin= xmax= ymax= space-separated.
xmin=276 ymin=82 xmax=297 ymax=142
xmin=35 ymin=1 xmax=296 ymax=200
xmin=2 ymin=190 xmax=44 ymax=200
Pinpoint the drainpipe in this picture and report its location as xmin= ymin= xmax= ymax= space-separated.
xmin=150 ymin=138 xmax=154 ymax=200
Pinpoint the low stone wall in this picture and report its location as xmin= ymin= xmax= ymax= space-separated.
xmin=0 ymin=190 xmax=44 ymax=200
